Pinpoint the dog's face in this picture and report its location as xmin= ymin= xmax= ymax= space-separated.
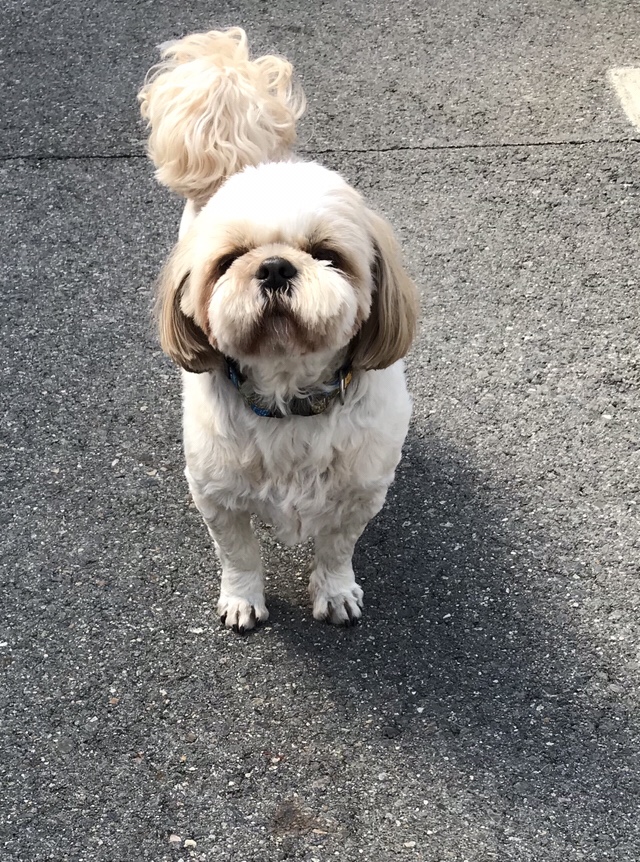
xmin=193 ymin=162 xmax=373 ymax=361
xmin=158 ymin=161 xmax=418 ymax=374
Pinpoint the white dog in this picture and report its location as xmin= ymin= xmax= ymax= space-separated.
xmin=139 ymin=28 xmax=418 ymax=631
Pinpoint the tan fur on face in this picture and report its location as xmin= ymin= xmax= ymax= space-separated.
xmin=156 ymin=227 xmax=363 ymax=369
xmin=138 ymin=28 xmax=305 ymax=205
xmin=350 ymin=210 xmax=419 ymax=371
xmin=156 ymin=208 xmax=418 ymax=371
xmin=208 ymin=242 xmax=365 ymax=358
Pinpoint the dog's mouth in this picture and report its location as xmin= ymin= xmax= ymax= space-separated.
xmin=236 ymin=300 xmax=325 ymax=357
xmin=258 ymin=292 xmax=298 ymax=330
xmin=261 ymin=290 xmax=293 ymax=313
xmin=259 ymin=304 xmax=298 ymax=345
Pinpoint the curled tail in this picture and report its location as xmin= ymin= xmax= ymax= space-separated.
xmin=138 ymin=27 xmax=306 ymax=204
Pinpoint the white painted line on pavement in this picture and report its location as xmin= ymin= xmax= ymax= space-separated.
xmin=608 ymin=67 xmax=640 ymax=131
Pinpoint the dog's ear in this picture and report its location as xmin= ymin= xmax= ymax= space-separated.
xmin=155 ymin=233 xmax=221 ymax=373
xmin=350 ymin=210 xmax=419 ymax=371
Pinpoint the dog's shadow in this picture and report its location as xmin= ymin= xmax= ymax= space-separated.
xmin=266 ymin=431 xmax=639 ymax=847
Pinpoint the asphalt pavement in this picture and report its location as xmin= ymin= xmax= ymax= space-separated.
xmin=1 ymin=1 xmax=640 ymax=860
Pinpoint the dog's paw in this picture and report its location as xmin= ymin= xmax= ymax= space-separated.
xmin=218 ymin=594 xmax=269 ymax=633
xmin=310 ymin=582 xmax=363 ymax=626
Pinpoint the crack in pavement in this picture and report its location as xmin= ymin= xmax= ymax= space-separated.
xmin=1 ymin=136 xmax=639 ymax=163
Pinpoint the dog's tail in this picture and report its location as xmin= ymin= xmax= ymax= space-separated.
xmin=138 ymin=27 xmax=306 ymax=204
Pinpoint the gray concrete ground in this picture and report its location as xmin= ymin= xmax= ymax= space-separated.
xmin=2 ymin=1 xmax=640 ymax=860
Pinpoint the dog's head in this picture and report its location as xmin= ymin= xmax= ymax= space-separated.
xmin=157 ymin=161 xmax=418 ymax=375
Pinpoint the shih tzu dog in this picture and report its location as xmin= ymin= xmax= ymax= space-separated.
xmin=139 ymin=28 xmax=419 ymax=631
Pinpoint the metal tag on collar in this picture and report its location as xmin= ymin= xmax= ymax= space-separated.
xmin=339 ymin=369 xmax=347 ymax=405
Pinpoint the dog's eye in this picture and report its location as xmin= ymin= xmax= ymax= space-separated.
xmin=310 ymin=246 xmax=343 ymax=268
xmin=217 ymin=253 xmax=241 ymax=275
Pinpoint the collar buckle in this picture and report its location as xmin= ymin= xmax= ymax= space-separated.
xmin=339 ymin=369 xmax=347 ymax=405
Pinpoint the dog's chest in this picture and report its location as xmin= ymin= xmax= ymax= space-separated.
xmin=188 ymin=417 xmax=384 ymax=544
xmin=233 ymin=430 xmax=362 ymax=541
xmin=183 ymin=369 xmax=409 ymax=544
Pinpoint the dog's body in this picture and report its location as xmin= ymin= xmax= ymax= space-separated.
xmin=183 ymin=357 xmax=411 ymax=627
xmin=139 ymin=29 xmax=418 ymax=630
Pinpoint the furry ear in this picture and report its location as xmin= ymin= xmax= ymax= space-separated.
xmin=350 ymin=210 xmax=419 ymax=371
xmin=155 ymin=233 xmax=221 ymax=373
xmin=138 ymin=27 xmax=306 ymax=204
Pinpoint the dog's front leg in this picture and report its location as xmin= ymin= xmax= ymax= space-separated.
xmin=188 ymin=483 xmax=267 ymax=631
xmin=309 ymin=490 xmax=387 ymax=626
xmin=206 ymin=508 xmax=267 ymax=632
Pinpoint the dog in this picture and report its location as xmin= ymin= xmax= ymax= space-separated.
xmin=139 ymin=28 xmax=419 ymax=631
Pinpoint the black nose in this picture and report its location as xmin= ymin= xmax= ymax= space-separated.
xmin=256 ymin=257 xmax=297 ymax=294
